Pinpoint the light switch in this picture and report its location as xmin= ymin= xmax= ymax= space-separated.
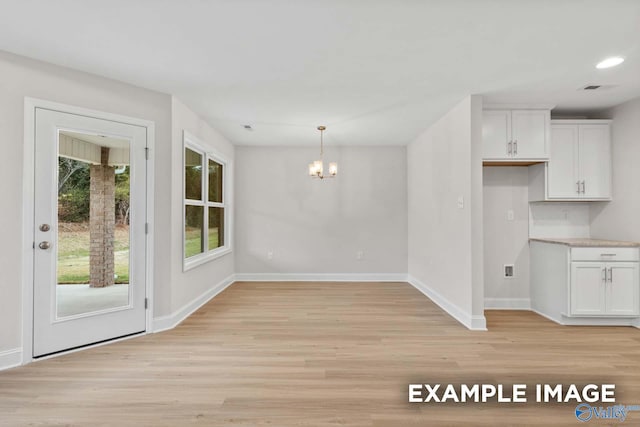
xmin=507 ymin=209 xmax=514 ymax=221
xmin=457 ymin=196 xmax=464 ymax=209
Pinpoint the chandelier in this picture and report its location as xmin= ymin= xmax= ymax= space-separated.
xmin=308 ymin=126 xmax=337 ymax=179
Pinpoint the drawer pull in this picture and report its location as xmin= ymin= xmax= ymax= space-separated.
xmin=600 ymin=253 xmax=617 ymax=257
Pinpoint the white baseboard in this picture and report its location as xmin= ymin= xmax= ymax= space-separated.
xmin=531 ymin=308 xmax=640 ymax=327
xmin=484 ymin=298 xmax=531 ymax=310
xmin=152 ymin=274 xmax=235 ymax=333
xmin=234 ymin=273 xmax=409 ymax=282
xmin=407 ymin=275 xmax=487 ymax=331
xmin=530 ymin=308 xmax=564 ymax=325
xmin=0 ymin=348 xmax=22 ymax=372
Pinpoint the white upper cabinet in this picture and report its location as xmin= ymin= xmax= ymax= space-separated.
xmin=547 ymin=125 xmax=579 ymax=198
xmin=482 ymin=108 xmax=550 ymax=162
xmin=482 ymin=110 xmax=511 ymax=159
xmin=511 ymin=110 xmax=549 ymax=160
xmin=579 ymin=124 xmax=611 ymax=199
xmin=547 ymin=120 xmax=611 ymax=200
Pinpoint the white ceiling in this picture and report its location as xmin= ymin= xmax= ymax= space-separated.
xmin=0 ymin=0 xmax=638 ymax=146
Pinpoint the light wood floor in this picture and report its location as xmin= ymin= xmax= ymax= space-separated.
xmin=1 ymin=282 xmax=639 ymax=426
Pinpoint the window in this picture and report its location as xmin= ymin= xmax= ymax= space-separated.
xmin=183 ymin=131 xmax=231 ymax=270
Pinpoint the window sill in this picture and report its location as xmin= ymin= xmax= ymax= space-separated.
xmin=183 ymin=247 xmax=232 ymax=272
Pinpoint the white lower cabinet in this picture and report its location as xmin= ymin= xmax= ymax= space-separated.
xmin=607 ymin=263 xmax=640 ymax=316
xmin=530 ymin=241 xmax=640 ymax=325
xmin=570 ymin=262 xmax=606 ymax=316
xmin=570 ymin=261 xmax=639 ymax=316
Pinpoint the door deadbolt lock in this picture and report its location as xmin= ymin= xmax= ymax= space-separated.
xmin=39 ymin=224 xmax=50 ymax=232
xmin=38 ymin=241 xmax=51 ymax=250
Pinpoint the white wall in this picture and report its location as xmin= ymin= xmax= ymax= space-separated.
xmin=234 ymin=146 xmax=407 ymax=276
xmin=482 ymin=167 xmax=530 ymax=308
xmin=529 ymin=202 xmax=591 ymax=239
xmin=170 ymin=98 xmax=235 ymax=312
xmin=590 ymin=97 xmax=640 ymax=242
xmin=407 ymin=95 xmax=485 ymax=329
xmin=0 ymin=51 xmax=173 ymax=354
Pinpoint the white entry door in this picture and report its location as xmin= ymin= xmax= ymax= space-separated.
xmin=33 ymin=108 xmax=147 ymax=357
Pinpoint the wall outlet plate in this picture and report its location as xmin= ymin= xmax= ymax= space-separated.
xmin=504 ymin=264 xmax=514 ymax=278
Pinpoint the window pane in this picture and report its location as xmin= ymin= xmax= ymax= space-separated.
xmin=208 ymin=159 xmax=223 ymax=203
xmin=208 ymin=207 xmax=224 ymax=250
xmin=185 ymin=148 xmax=202 ymax=200
xmin=185 ymin=205 xmax=204 ymax=258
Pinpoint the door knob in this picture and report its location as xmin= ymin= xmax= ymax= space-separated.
xmin=39 ymin=224 xmax=51 ymax=232
xmin=38 ymin=241 xmax=51 ymax=250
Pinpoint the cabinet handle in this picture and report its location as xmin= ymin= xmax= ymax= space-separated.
xmin=513 ymin=140 xmax=518 ymax=155
xmin=507 ymin=141 xmax=512 ymax=155
xmin=581 ymin=180 xmax=586 ymax=194
xmin=609 ymin=267 xmax=613 ymax=283
xmin=576 ymin=181 xmax=581 ymax=194
xmin=602 ymin=268 xmax=607 ymax=282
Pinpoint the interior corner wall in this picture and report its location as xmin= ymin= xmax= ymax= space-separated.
xmin=0 ymin=50 xmax=173 ymax=355
xmin=407 ymin=95 xmax=484 ymax=328
xmin=234 ymin=146 xmax=407 ymax=276
xmin=589 ymin=96 xmax=640 ymax=242
xmin=170 ymin=97 xmax=235 ymax=313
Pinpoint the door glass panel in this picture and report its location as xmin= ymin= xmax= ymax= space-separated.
xmin=56 ymin=131 xmax=131 ymax=318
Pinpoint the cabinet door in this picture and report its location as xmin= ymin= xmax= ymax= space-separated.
xmin=579 ymin=125 xmax=611 ymax=199
xmin=482 ymin=110 xmax=511 ymax=159
xmin=606 ymin=263 xmax=639 ymax=316
xmin=570 ymin=262 xmax=606 ymax=316
xmin=511 ymin=110 xmax=549 ymax=160
xmin=547 ymin=125 xmax=579 ymax=198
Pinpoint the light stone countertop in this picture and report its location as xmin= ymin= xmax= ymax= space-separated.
xmin=529 ymin=238 xmax=640 ymax=247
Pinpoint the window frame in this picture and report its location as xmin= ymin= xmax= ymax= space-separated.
xmin=183 ymin=131 xmax=232 ymax=271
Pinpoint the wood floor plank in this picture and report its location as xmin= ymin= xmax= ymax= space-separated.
xmin=1 ymin=281 xmax=638 ymax=426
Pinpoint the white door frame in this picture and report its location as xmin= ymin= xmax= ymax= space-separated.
xmin=22 ymin=98 xmax=155 ymax=364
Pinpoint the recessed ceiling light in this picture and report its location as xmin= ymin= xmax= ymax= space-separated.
xmin=596 ymin=57 xmax=624 ymax=69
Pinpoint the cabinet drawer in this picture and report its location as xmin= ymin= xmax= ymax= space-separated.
xmin=571 ymin=247 xmax=639 ymax=262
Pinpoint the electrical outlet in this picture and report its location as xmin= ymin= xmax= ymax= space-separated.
xmin=504 ymin=264 xmax=514 ymax=278
xmin=507 ymin=209 xmax=514 ymax=221
xmin=356 ymin=250 xmax=364 ymax=260
xmin=457 ymin=196 xmax=464 ymax=209
xmin=267 ymin=250 xmax=273 ymax=260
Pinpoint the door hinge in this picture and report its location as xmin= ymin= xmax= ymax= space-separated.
xmin=145 ymin=222 xmax=149 ymax=234
xmin=145 ymin=147 xmax=150 ymax=160
xmin=145 ymin=298 xmax=148 ymax=309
